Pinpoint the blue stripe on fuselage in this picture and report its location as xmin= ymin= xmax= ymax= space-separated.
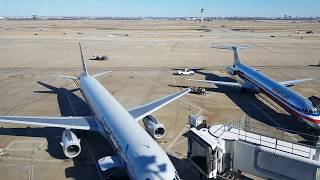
xmin=236 ymin=64 xmax=309 ymax=109
xmin=235 ymin=63 xmax=318 ymax=117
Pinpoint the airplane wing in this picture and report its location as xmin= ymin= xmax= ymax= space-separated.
xmin=0 ymin=116 xmax=99 ymax=131
xmin=279 ymin=78 xmax=313 ymax=87
xmin=187 ymin=79 xmax=242 ymax=87
xmin=128 ymin=88 xmax=191 ymax=121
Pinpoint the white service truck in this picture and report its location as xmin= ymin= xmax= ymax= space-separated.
xmin=177 ymin=69 xmax=194 ymax=76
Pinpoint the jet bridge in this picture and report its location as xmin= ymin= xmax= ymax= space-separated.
xmin=186 ymin=125 xmax=320 ymax=179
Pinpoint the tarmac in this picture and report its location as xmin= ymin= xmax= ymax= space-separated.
xmin=0 ymin=19 xmax=320 ymax=180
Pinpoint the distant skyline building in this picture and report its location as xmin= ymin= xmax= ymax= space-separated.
xmin=1 ymin=0 xmax=319 ymax=17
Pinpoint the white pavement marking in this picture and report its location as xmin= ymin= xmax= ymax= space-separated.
xmin=0 ymin=157 xmax=6 ymax=165
xmin=174 ymin=139 xmax=188 ymax=147
xmin=249 ymin=99 xmax=282 ymax=127
xmin=134 ymin=71 xmax=208 ymax=113
xmin=68 ymin=94 xmax=104 ymax=180
xmin=29 ymin=165 xmax=33 ymax=180
xmin=256 ymin=93 xmax=287 ymax=114
xmin=171 ymin=76 xmax=178 ymax=92
xmin=4 ymin=156 xmax=65 ymax=163
xmin=186 ymin=97 xmax=239 ymax=109
xmin=131 ymin=72 xmax=213 ymax=156
xmin=66 ymin=94 xmax=77 ymax=116
xmin=6 ymin=140 xmax=45 ymax=151
xmin=284 ymin=69 xmax=319 ymax=89
xmin=5 ymin=78 xmax=52 ymax=115
xmin=84 ymin=140 xmax=105 ymax=180
xmin=165 ymin=109 xmax=202 ymax=152
xmin=0 ymin=163 xmax=33 ymax=180
xmin=165 ymin=125 xmax=188 ymax=152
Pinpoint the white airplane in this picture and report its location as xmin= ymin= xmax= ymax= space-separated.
xmin=0 ymin=43 xmax=190 ymax=180
xmin=189 ymin=46 xmax=320 ymax=129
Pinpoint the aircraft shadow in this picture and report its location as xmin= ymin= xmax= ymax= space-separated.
xmin=0 ymin=81 xmax=125 ymax=180
xmin=171 ymin=70 xmax=317 ymax=145
xmin=33 ymin=82 xmax=179 ymax=179
xmin=34 ymin=81 xmax=90 ymax=117
xmin=309 ymin=63 xmax=320 ymax=67
xmin=168 ymin=154 xmax=200 ymax=180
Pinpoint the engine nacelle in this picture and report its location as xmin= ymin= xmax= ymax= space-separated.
xmin=226 ymin=66 xmax=238 ymax=76
xmin=143 ymin=115 xmax=165 ymax=139
xmin=60 ymin=129 xmax=81 ymax=158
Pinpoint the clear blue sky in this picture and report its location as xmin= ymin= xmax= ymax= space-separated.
xmin=1 ymin=0 xmax=319 ymax=17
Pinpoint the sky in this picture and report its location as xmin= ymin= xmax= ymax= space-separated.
xmin=0 ymin=0 xmax=319 ymax=17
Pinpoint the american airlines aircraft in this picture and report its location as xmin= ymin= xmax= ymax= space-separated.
xmin=0 ymin=43 xmax=190 ymax=180
xmin=189 ymin=46 xmax=320 ymax=129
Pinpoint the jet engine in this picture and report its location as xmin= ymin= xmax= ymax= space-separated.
xmin=60 ymin=129 xmax=81 ymax=158
xmin=143 ymin=115 xmax=165 ymax=139
xmin=226 ymin=66 xmax=238 ymax=76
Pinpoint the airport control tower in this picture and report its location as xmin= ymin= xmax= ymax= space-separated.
xmin=201 ymin=8 xmax=205 ymax=22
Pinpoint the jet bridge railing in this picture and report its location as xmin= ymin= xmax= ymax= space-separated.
xmin=210 ymin=125 xmax=316 ymax=159
xmin=226 ymin=116 xmax=318 ymax=146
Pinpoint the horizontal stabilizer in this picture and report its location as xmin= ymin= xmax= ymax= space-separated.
xmin=98 ymin=156 xmax=124 ymax=171
xmin=52 ymin=75 xmax=78 ymax=80
xmin=211 ymin=45 xmax=249 ymax=65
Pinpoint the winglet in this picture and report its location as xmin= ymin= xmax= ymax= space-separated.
xmin=212 ymin=45 xmax=248 ymax=66
xmin=79 ymin=43 xmax=88 ymax=76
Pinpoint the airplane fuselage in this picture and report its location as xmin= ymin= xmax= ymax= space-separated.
xmin=79 ymin=75 xmax=179 ymax=180
xmin=233 ymin=63 xmax=320 ymax=129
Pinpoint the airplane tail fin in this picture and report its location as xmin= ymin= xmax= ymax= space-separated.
xmin=79 ymin=43 xmax=88 ymax=76
xmin=53 ymin=43 xmax=112 ymax=81
xmin=212 ymin=45 xmax=248 ymax=66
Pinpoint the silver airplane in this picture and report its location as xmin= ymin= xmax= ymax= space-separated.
xmin=0 ymin=43 xmax=190 ymax=180
xmin=189 ymin=46 xmax=320 ymax=129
